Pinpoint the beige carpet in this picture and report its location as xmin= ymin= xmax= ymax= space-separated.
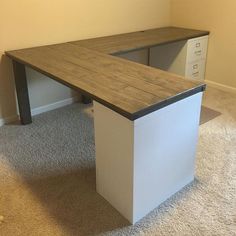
xmin=0 ymin=87 xmax=235 ymax=236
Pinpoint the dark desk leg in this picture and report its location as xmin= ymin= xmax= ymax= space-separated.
xmin=147 ymin=47 xmax=151 ymax=66
xmin=12 ymin=60 xmax=32 ymax=125
xmin=81 ymin=95 xmax=92 ymax=104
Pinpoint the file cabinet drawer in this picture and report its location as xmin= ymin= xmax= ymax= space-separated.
xmin=185 ymin=60 xmax=206 ymax=80
xmin=187 ymin=36 xmax=208 ymax=63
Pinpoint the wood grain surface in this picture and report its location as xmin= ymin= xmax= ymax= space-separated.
xmin=71 ymin=27 xmax=209 ymax=55
xmin=6 ymin=27 xmax=208 ymax=120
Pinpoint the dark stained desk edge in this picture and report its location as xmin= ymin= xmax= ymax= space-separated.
xmin=132 ymin=85 xmax=206 ymax=120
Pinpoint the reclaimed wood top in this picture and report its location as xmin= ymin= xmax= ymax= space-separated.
xmin=6 ymin=27 xmax=208 ymax=120
xmin=71 ymin=27 xmax=209 ymax=55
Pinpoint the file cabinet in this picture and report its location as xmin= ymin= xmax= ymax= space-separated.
xmin=150 ymin=35 xmax=209 ymax=80
xmin=185 ymin=36 xmax=208 ymax=80
xmin=186 ymin=36 xmax=208 ymax=62
xmin=186 ymin=60 xmax=206 ymax=80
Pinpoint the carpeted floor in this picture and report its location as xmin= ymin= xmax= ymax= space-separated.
xmin=0 ymin=87 xmax=235 ymax=236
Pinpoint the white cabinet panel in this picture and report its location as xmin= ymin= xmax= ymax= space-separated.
xmin=149 ymin=40 xmax=188 ymax=76
xmin=118 ymin=49 xmax=148 ymax=65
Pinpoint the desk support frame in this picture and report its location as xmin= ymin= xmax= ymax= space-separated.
xmin=81 ymin=95 xmax=92 ymax=104
xmin=12 ymin=60 xmax=32 ymax=125
xmin=94 ymin=92 xmax=203 ymax=224
xmin=147 ymin=47 xmax=151 ymax=66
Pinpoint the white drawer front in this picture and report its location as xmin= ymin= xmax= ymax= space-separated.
xmin=187 ymin=36 xmax=208 ymax=63
xmin=185 ymin=60 xmax=206 ymax=80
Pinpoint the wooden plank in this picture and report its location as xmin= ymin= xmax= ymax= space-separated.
xmin=5 ymin=27 xmax=207 ymax=120
xmin=48 ymin=43 xmax=201 ymax=93
xmin=71 ymin=27 xmax=209 ymax=55
xmin=6 ymin=47 xmax=150 ymax=119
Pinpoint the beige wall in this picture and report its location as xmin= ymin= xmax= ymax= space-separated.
xmin=1 ymin=1 xmax=236 ymax=122
xmin=0 ymin=0 xmax=170 ymax=121
xmin=171 ymin=0 xmax=236 ymax=89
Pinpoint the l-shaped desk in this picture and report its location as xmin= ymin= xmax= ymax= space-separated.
xmin=6 ymin=27 xmax=209 ymax=224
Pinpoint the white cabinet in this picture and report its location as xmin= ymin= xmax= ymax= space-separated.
xmin=186 ymin=36 xmax=208 ymax=62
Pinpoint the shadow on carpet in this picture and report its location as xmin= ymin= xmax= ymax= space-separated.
xmin=0 ymin=103 xmax=223 ymax=235
xmin=200 ymin=106 xmax=221 ymax=125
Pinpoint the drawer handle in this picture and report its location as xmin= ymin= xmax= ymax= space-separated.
xmin=196 ymin=42 xmax=201 ymax=48
xmin=192 ymin=72 xmax=199 ymax=76
xmin=193 ymin=64 xmax=198 ymax=69
xmin=195 ymin=50 xmax=202 ymax=55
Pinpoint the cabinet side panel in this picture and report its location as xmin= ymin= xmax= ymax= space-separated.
xmin=150 ymin=40 xmax=188 ymax=76
xmin=94 ymin=101 xmax=134 ymax=222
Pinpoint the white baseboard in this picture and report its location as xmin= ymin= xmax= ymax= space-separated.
xmin=0 ymin=96 xmax=78 ymax=127
xmin=31 ymin=96 xmax=78 ymax=116
xmin=205 ymin=80 xmax=236 ymax=94
xmin=0 ymin=115 xmax=19 ymax=127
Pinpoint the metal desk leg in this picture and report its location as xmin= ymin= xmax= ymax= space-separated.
xmin=147 ymin=47 xmax=151 ymax=66
xmin=81 ymin=95 xmax=92 ymax=104
xmin=12 ymin=60 xmax=32 ymax=125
